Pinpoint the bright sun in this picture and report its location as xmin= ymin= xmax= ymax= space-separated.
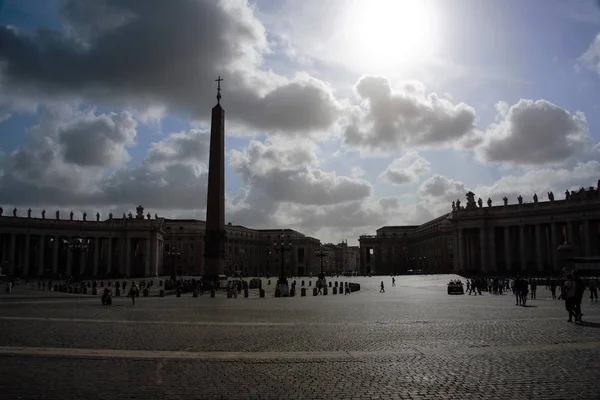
xmin=338 ymin=0 xmax=437 ymax=72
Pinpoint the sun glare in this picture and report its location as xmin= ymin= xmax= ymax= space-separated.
xmin=339 ymin=0 xmax=437 ymax=73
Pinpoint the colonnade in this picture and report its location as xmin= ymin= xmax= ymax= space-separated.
xmin=0 ymin=232 xmax=164 ymax=277
xmin=454 ymin=219 xmax=599 ymax=274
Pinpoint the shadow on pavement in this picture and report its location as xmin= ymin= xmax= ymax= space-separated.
xmin=577 ymin=321 xmax=600 ymax=328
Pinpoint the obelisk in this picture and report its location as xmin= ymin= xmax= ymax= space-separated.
xmin=203 ymin=76 xmax=226 ymax=285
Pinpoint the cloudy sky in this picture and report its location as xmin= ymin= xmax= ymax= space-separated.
xmin=1 ymin=0 xmax=600 ymax=245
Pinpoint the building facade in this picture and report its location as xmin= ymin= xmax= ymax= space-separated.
xmin=359 ymin=183 xmax=600 ymax=276
xmin=0 ymin=206 xmax=321 ymax=278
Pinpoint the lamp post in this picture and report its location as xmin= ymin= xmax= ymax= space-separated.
xmin=273 ymin=234 xmax=292 ymax=286
xmin=314 ymin=245 xmax=328 ymax=280
xmin=66 ymin=237 xmax=89 ymax=278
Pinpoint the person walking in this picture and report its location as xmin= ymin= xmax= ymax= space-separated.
xmin=589 ymin=278 xmax=598 ymax=302
xmin=572 ymin=271 xmax=585 ymax=322
xmin=562 ymin=273 xmax=577 ymax=322
xmin=392 ymin=277 xmax=396 ymax=287
xmin=380 ymin=281 xmax=385 ymax=293
xmin=129 ymin=281 xmax=139 ymax=306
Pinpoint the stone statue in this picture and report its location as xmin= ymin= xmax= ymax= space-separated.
xmin=13 ymin=208 xmax=17 ymax=217
xmin=517 ymin=195 xmax=523 ymax=205
xmin=96 ymin=212 xmax=100 ymax=221
xmin=548 ymin=191 xmax=554 ymax=202
xmin=0 ymin=207 xmax=3 ymax=216
xmin=452 ymin=201 xmax=456 ymax=212
xmin=502 ymin=196 xmax=508 ymax=206
xmin=565 ymin=190 xmax=570 ymax=200
xmin=128 ymin=212 xmax=133 ymax=219
xmin=533 ymin=193 xmax=538 ymax=203
xmin=83 ymin=212 xmax=87 ymax=221
xmin=465 ymin=192 xmax=477 ymax=210
xmin=487 ymin=198 xmax=492 ymax=207
xmin=69 ymin=211 xmax=74 ymax=221
xmin=122 ymin=213 xmax=126 ymax=219
xmin=477 ymin=198 xmax=483 ymax=208
xmin=146 ymin=212 xmax=151 ymax=220
xmin=27 ymin=208 xmax=32 ymax=218
xmin=136 ymin=205 xmax=144 ymax=220
xmin=56 ymin=210 xmax=60 ymax=220
xmin=42 ymin=209 xmax=46 ymax=219
xmin=109 ymin=212 xmax=113 ymax=220
xmin=154 ymin=213 xmax=158 ymax=219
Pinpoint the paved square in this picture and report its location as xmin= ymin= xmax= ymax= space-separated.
xmin=1 ymin=275 xmax=599 ymax=399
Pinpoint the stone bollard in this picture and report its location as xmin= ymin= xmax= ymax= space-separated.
xmin=301 ymin=288 xmax=306 ymax=297
xmin=92 ymin=288 xmax=98 ymax=295
xmin=259 ymin=288 xmax=265 ymax=298
xmin=328 ymin=281 xmax=332 ymax=287
xmin=159 ymin=289 xmax=165 ymax=297
xmin=333 ymin=287 xmax=337 ymax=295
xmin=193 ymin=289 xmax=199 ymax=298
xmin=115 ymin=288 xmax=120 ymax=296
xmin=323 ymin=287 xmax=328 ymax=295
xmin=244 ymin=289 xmax=248 ymax=298
xmin=211 ymin=289 xmax=216 ymax=298
xmin=143 ymin=288 xmax=149 ymax=297
xmin=313 ymin=287 xmax=318 ymax=296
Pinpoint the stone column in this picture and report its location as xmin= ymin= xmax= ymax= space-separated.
xmin=9 ymin=234 xmax=16 ymax=274
xmin=504 ymin=226 xmax=512 ymax=272
xmin=93 ymin=238 xmax=100 ymax=276
xmin=125 ymin=238 xmax=132 ymax=277
xmin=150 ymin=235 xmax=158 ymax=276
xmin=458 ymin=228 xmax=466 ymax=273
xmin=453 ymin=229 xmax=459 ymax=273
xmin=79 ymin=239 xmax=86 ymax=275
xmin=107 ymin=237 xmax=113 ymax=275
xmin=38 ymin=235 xmax=45 ymax=276
xmin=535 ymin=224 xmax=544 ymax=272
xmin=145 ymin=237 xmax=151 ymax=276
xmin=519 ymin=225 xmax=527 ymax=271
xmin=52 ymin=235 xmax=59 ymax=275
xmin=489 ymin=227 xmax=496 ymax=273
xmin=479 ymin=228 xmax=488 ymax=274
xmin=584 ymin=219 xmax=592 ymax=256
xmin=23 ymin=234 xmax=31 ymax=275
xmin=551 ymin=223 xmax=560 ymax=272
xmin=66 ymin=237 xmax=73 ymax=276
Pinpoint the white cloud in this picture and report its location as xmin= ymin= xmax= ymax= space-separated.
xmin=343 ymin=76 xmax=480 ymax=153
xmin=477 ymin=99 xmax=591 ymax=165
xmin=380 ymin=151 xmax=431 ymax=185
xmin=577 ymin=33 xmax=600 ymax=74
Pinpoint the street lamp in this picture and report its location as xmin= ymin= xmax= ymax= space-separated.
xmin=273 ymin=234 xmax=292 ymax=286
xmin=314 ymin=245 xmax=328 ymax=279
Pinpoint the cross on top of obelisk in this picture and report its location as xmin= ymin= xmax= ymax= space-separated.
xmin=215 ymin=76 xmax=223 ymax=104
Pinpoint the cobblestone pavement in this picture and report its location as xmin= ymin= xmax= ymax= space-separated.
xmin=1 ymin=275 xmax=599 ymax=399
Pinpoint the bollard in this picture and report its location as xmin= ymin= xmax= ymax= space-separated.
xmin=313 ymin=287 xmax=318 ymax=296
xmin=244 ymin=289 xmax=248 ymax=298
xmin=333 ymin=287 xmax=337 ymax=295
xmin=301 ymin=288 xmax=306 ymax=297
xmin=193 ymin=289 xmax=199 ymax=298
xmin=211 ymin=289 xmax=216 ymax=298
xmin=323 ymin=287 xmax=328 ymax=295
xmin=259 ymin=288 xmax=265 ymax=298
xmin=143 ymin=288 xmax=149 ymax=297
xmin=159 ymin=289 xmax=165 ymax=297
